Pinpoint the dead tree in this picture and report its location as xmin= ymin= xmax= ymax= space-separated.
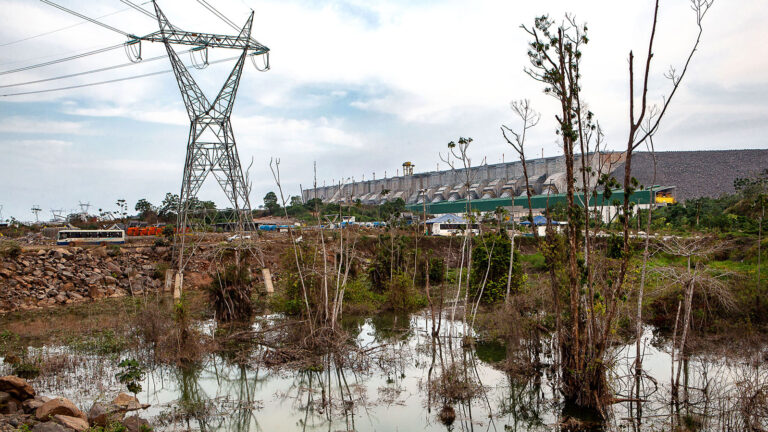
xmin=614 ymin=0 xmax=715 ymax=340
xmin=654 ymin=236 xmax=735 ymax=399
xmin=501 ymin=99 xmax=540 ymax=242
xmin=520 ymin=0 xmax=715 ymax=411
xmin=440 ymin=137 xmax=476 ymax=338
xmin=635 ymin=110 xmax=660 ymax=376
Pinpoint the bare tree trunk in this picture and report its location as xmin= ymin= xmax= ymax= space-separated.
xmin=637 ymin=139 xmax=658 ymax=373
xmin=675 ymin=277 xmax=695 ymax=394
xmin=505 ymin=223 xmax=516 ymax=303
xmin=758 ymin=200 xmax=763 ymax=289
xmin=670 ymin=300 xmax=681 ymax=397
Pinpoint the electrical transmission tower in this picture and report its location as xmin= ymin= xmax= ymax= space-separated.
xmin=78 ymin=201 xmax=91 ymax=221
xmin=35 ymin=0 xmax=270 ymax=292
xmin=31 ymin=206 xmax=41 ymax=224
xmin=140 ymin=2 xmax=270 ymax=289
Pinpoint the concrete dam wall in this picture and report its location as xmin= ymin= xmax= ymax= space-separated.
xmin=302 ymin=149 xmax=768 ymax=205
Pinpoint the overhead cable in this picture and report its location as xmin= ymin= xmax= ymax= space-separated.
xmin=0 ymin=44 xmax=124 ymax=76
xmin=40 ymin=0 xmax=130 ymax=37
xmin=0 ymin=55 xmax=239 ymax=97
xmin=0 ymin=48 xmax=195 ymax=89
xmin=0 ymin=7 xmax=130 ymax=48
xmin=119 ymin=0 xmax=156 ymax=20
xmin=196 ymin=0 xmax=240 ymax=31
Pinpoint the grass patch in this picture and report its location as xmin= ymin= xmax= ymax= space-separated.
xmin=518 ymin=252 xmax=547 ymax=271
xmin=68 ymin=329 xmax=128 ymax=356
xmin=0 ymin=240 xmax=21 ymax=258
xmin=343 ymin=276 xmax=386 ymax=314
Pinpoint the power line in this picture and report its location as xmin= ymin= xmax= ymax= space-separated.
xmin=0 ymin=48 xmax=195 ymax=89
xmin=0 ymin=44 xmax=124 ymax=76
xmin=119 ymin=0 xmax=156 ymax=20
xmin=0 ymin=7 xmax=130 ymax=48
xmin=196 ymin=0 xmax=240 ymax=31
xmin=0 ymin=55 xmax=239 ymax=97
xmin=40 ymin=0 xmax=130 ymax=37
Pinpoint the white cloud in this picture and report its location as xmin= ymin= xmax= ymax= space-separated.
xmin=0 ymin=116 xmax=91 ymax=135
xmin=233 ymin=114 xmax=364 ymax=152
xmin=0 ymin=0 xmax=766 ymax=219
xmin=0 ymin=139 xmax=72 ymax=151
xmin=61 ymin=104 xmax=188 ymax=126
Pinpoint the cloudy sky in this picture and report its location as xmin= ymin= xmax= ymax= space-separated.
xmin=0 ymin=0 xmax=766 ymax=221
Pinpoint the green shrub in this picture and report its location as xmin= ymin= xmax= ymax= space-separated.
xmin=107 ymin=244 xmax=121 ymax=257
xmin=0 ymin=240 xmax=21 ymax=258
xmin=416 ymin=255 xmax=446 ymax=286
xmin=153 ymin=262 xmax=169 ymax=280
xmin=85 ymin=421 xmax=128 ymax=432
xmin=343 ymin=276 xmax=385 ymax=313
xmin=12 ymin=362 xmax=40 ymax=379
xmin=470 ymin=231 xmax=524 ymax=304
xmin=116 ymin=358 xmax=145 ymax=395
xmin=68 ymin=330 xmax=126 ymax=355
xmin=385 ymin=272 xmax=426 ymax=312
xmin=162 ymin=226 xmax=175 ymax=238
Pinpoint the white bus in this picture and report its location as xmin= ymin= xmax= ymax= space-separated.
xmin=56 ymin=229 xmax=125 ymax=245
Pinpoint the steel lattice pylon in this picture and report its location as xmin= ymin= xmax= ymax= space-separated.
xmin=145 ymin=2 xmax=269 ymax=289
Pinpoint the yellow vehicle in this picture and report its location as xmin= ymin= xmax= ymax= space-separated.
xmin=655 ymin=191 xmax=676 ymax=204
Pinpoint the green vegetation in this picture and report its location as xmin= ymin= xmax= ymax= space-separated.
xmin=470 ymin=231 xmax=524 ymax=304
xmin=116 ymin=358 xmax=145 ymax=395
xmin=385 ymin=272 xmax=427 ymax=312
xmin=85 ymin=422 xmax=128 ymax=432
xmin=278 ymin=196 xmax=407 ymax=223
xmin=68 ymin=330 xmax=127 ymax=356
xmin=342 ymin=276 xmax=386 ymax=314
xmin=12 ymin=362 xmax=40 ymax=379
xmin=634 ymin=171 xmax=767 ymax=234
xmin=0 ymin=240 xmax=22 ymax=258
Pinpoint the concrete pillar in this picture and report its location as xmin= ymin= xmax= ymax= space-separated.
xmin=262 ymin=268 xmax=274 ymax=294
xmin=164 ymin=269 xmax=174 ymax=292
xmin=173 ymin=271 xmax=183 ymax=300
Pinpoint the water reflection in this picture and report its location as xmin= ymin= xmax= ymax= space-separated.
xmin=3 ymin=314 xmax=767 ymax=431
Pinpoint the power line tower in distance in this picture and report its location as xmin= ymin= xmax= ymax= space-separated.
xmin=31 ymin=206 xmax=42 ymax=224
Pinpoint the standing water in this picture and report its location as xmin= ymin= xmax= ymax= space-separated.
xmin=2 ymin=312 xmax=766 ymax=431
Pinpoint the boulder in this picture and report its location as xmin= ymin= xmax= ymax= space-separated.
xmin=88 ymin=286 xmax=104 ymax=299
xmin=88 ymin=402 xmax=123 ymax=427
xmin=35 ymin=398 xmax=86 ymax=421
xmin=106 ymin=262 xmax=121 ymax=275
xmin=0 ymin=390 xmax=21 ymax=414
xmin=112 ymin=393 xmax=142 ymax=411
xmin=23 ymin=397 xmax=46 ymax=413
xmin=53 ymin=414 xmax=89 ymax=432
xmin=0 ymin=376 xmax=35 ymax=400
xmin=122 ymin=415 xmax=150 ymax=432
xmin=31 ymin=422 xmax=70 ymax=432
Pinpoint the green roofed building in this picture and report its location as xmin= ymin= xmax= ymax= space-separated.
xmin=406 ymin=186 xmax=675 ymax=223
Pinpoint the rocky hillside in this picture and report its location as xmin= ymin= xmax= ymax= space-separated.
xmin=0 ymin=246 xmax=171 ymax=313
xmin=611 ymin=149 xmax=768 ymax=202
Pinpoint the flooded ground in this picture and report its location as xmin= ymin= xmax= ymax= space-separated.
xmin=2 ymin=311 xmax=766 ymax=431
